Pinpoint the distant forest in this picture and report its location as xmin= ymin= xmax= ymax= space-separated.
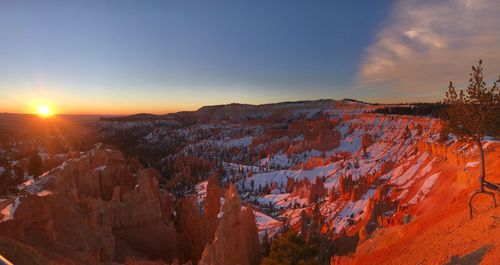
xmin=371 ymin=103 xmax=445 ymax=118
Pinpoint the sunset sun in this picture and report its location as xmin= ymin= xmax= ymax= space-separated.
xmin=37 ymin=104 xmax=53 ymax=117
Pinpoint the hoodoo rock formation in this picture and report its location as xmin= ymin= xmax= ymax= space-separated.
xmin=174 ymin=195 xmax=207 ymax=264
xmin=199 ymin=183 xmax=262 ymax=265
xmin=203 ymin=175 xmax=222 ymax=242
xmin=0 ymin=144 xmax=177 ymax=264
xmin=173 ymin=174 xmax=225 ymax=264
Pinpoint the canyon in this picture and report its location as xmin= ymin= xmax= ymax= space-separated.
xmin=0 ymin=99 xmax=498 ymax=264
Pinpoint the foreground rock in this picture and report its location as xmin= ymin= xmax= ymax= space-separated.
xmin=199 ymin=183 xmax=261 ymax=265
xmin=0 ymin=144 xmax=177 ymax=264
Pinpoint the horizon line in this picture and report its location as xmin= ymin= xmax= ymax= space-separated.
xmin=1 ymin=98 xmax=442 ymax=117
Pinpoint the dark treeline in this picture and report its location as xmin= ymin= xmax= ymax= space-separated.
xmin=372 ymin=103 xmax=445 ymax=118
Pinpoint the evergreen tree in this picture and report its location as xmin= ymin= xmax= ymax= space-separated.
xmin=261 ymin=231 xmax=319 ymax=265
xmin=443 ymin=60 xmax=500 ymax=217
xmin=261 ymin=230 xmax=271 ymax=257
xmin=12 ymin=165 xmax=24 ymax=181
xmin=0 ymin=169 xmax=12 ymax=195
xmin=28 ymin=151 xmax=43 ymax=179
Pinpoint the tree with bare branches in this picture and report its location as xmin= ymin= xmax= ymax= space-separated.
xmin=443 ymin=60 xmax=500 ymax=218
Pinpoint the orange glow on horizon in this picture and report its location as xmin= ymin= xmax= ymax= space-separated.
xmin=25 ymin=99 xmax=57 ymax=117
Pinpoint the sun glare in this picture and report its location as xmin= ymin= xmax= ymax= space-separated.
xmin=37 ymin=104 xmax=53 ymax=117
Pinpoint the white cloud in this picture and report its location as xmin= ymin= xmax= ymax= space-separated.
xmin=356 ymin=0 xmax=500 ymax=100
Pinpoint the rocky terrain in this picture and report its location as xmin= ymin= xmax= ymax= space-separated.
xmin=0 ymin=99 xmax=498 ymax=264
xmin=0 ymin=144 xmax=261 ymax=265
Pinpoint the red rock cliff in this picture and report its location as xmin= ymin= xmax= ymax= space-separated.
xmin=199 ymin=183 xmax=261 ymax=265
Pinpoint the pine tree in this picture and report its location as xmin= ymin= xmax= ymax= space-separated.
xmin=0 ymin=169 xmax=12 ymax=195
xmin=261 ymin=231 xmax=319 ymax=265
xmin=261 ymin=230 xmax=271 ymax=257
xmin=443 ymin=60 xmax=500 ymax=218
xmin=28 ymin=150 xmax=43 ymax=179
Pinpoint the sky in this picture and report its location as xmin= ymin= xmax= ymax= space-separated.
xmin=0 ymin=0 xmax=499 ymax=115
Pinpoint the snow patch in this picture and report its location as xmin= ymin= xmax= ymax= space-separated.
xmin=465 ymin=161 xmax=480 ymax=168
xmin=0 ymin=197 xmax=20 ymax=222
xmin=94 ymin=165 xmax=107 ymax=171
xmin=390 ymin=152 xmax=430 ymax=186
xmin=332 ymin=189 xmax=376 ymax=233
xmin=407 ymin=173 xmax=440 ymax=205
xmin=255 ymin=210 xmax=282 ymax=239
xmin=37 ymin=190 xmax=53 ymax=197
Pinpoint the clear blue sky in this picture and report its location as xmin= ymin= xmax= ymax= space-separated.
xmin=1 ymin=0 xmax=499 ymax=114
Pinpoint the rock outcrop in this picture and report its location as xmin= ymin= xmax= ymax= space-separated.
xmin=204 ymin=175 xmax=222 ymax=242
xmin=199 ymin=183 xmax=261 ymax=265
xmin=361 ymin=133 xmax=374 ymax=149
xmin=174 ymin=196 xmax=207 ymax=264
xmin=0 ymin=144 xmax=177 ymax=264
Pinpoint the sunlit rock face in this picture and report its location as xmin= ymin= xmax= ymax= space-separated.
xmin=199 ymin=183 xmax=261 ymax=265
xmin=203 ymin=175 xmax=222 ymax=242
xmin=0 ymin=144 xmax=177 ymax=264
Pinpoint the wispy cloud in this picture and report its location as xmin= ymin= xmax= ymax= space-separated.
xmin=357 ymin=0 xmax=500 ymax=101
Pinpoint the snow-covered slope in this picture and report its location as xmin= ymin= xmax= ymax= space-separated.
xmin=96 ymin=100 xmax=498 ymax=244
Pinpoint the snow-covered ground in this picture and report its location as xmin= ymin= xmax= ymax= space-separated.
xmin=227 ymin=114 xmax=469 ymax=237
xmin=254 ymin=210 xmax=282 ymax=239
